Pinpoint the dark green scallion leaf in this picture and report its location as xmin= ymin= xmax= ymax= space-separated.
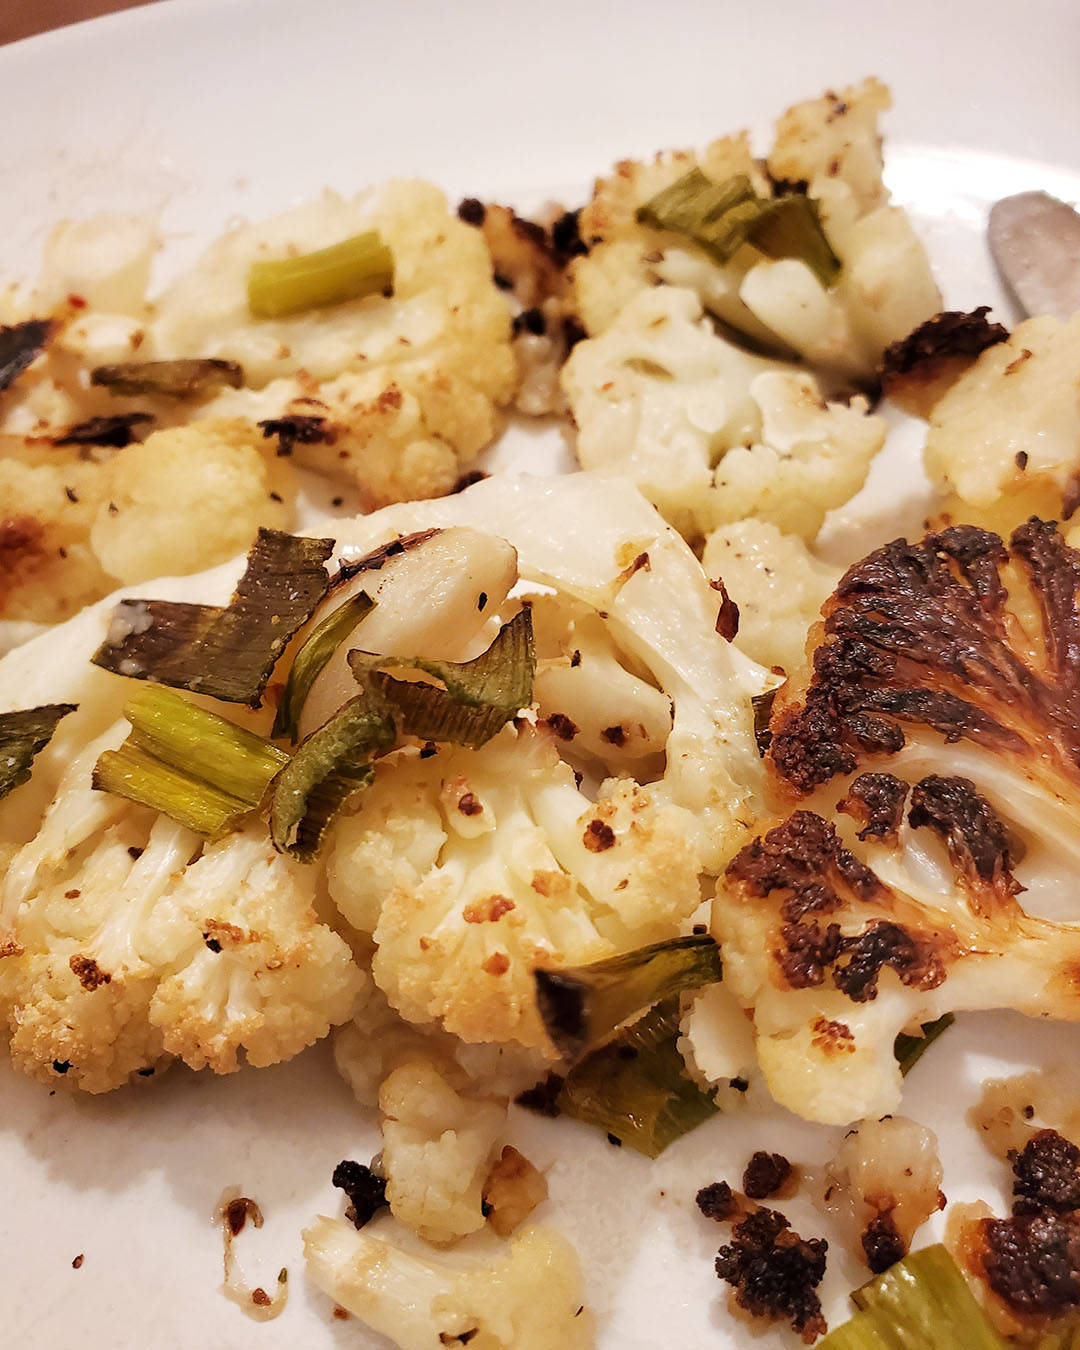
xmin=273 ymin=591 xmax=375 ymax=742
xmin=91 ymin=686 xmax=288 ymax=838
xmin=92 ymin=528 xmax=335 ymax=707
xmin=0 ymin=318 xmax=56 ymax=393
xmin=894 ymin=1013 xmax=955 ymax=1077
xmin=557 ymin=997 xmax=718 ymax=1158
xmin=752 ymin=687 xmax=779 ymax=758
xmin=0 ymin=704 xmax=76 ymax=801
xmin=820 ymin=1244 xmax=1009 ymax=1349
xmin=90 ymin=358 xmax=243 ymax=399
xmin=247 ymin=231 xmax=394 ymax=319
xmin=268 ymin=692 xmax=395 ymax=861
xmin=348 ymin=606 xmax=535 ymax=750
xmin=535 ymin=934 xmax=723 ymax=1062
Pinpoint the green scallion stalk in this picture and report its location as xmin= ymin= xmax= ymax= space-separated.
xmin=92 ymin=686 xmax=288 ymax=838
xmin=0 ymin=704 xmax=76 ymax=801
xmin=557 ymin=996 xmax=718 ymax=1158
xmin=247 ymin=232 xmax=394 ymax=319
xmin=819 ymin=1245 xmax=1009 ymax=1350
xmin=93 ymin=742 xmax=256 ymax=838
xmin=273 ymin=590 xmax=376 ymax=743
xmin=535 ymin=934 xmax=723 ymax=1062
xmin=124 ymin=685 xmax=289 ymax=802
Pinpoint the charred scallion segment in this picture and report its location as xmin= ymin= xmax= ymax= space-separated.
xmin=348 ymin=607 xmax=535 ymax=750
xmin=92 ymin=529 xmax=335 ymax=706
xmin=636 ymin=169 xmax=841 ymax=283
xmin=268 ymin=693 xmax=395 ymax=861
xmin=0 ymin=704 xmax=76 ymax=801
xmin=535 ymin=935 xmax=723 ymax=1062
xmin=556 ymin=997 xmax=718 ymax=1158
xmin=636 ymin=169 xmax=759 ymax=263
xmin=92 ymin=686 xmax=288 ymax=837
xmin=273 ymin=591 xmax=375 ymax=742
xmin=0 ymin=318 xmax=55 ymax=393
xmin=894 ymin=1013 xmax=955 ymax=1077
xmin=820 ymin=1245 xmax=1009 ymax=1349
xmin=90 ymin=359 xmax=243 ymax=400
xmin=247 ymin=231 xmax=394 ymax=319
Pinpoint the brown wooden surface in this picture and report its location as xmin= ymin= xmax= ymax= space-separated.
xmin=0 ymin=0 xmax=161 ymax=46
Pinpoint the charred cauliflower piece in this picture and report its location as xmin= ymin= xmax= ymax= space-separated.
xmin=924 ymin=312 xmax=1080 ymax=537
xmin=713 ymin=518 xmax=1080 ymax=1124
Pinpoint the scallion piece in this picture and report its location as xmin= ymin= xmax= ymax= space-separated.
xmin=247 ymin=231 xmax=394 ymax=319
xmin=895 ymin=1013 xmax=955 ymax=1077
xmin=819 ymin=1245 xmax=1009 ymax=1349
xmin=92 ymin=686 xmax=288 ymax=838
xmin=90 ymin=358 xmax=243 ymax=400
xmin=268 ymin=692 xmax=395 ymax=861
xmin=535 ymin=935 xmax=723 ymax=1062
xmin=0 ymin=318 xmax=56 ymax=394
xmin=273 ymin=591 xmax=375 ymax=743
xmin=557 ymin=997 xmax=718 ymax=1158
xmin=92 ymin=529 xmax=335 ymax=707
xmin=636 ymin=168 xmax=759 ymax=263
xmin=744 ymin=193 xmax=842 ymax=286
xmin=636 ymin=168 xmax=842 ymax=284
xmin=348 ymin=607 xmax=535 ymax=751
xmin=0 ymin=704 xmax=76 ymax=801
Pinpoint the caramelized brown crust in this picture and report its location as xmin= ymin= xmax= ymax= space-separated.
xmin=880 ymin=306 xmax=1009 ymax=416
xmin=771 ymin=520 xmax=1080 ymax=796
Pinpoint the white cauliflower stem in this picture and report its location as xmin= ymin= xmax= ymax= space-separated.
xmin=303 ymin=1218 xmax=594 ymax=1350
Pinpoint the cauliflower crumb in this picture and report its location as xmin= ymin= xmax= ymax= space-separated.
xmin=379 ymin=1058 xmax=506 ymax=1244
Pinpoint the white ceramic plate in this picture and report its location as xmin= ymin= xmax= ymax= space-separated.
xmin=2 ymin=1 xmax=1080 ymax=1345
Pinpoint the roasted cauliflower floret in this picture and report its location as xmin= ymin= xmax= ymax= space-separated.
xmin=924 ymin=312 xmax=1080 ymax=536
xmin=767 ymin=78 xmax=892 ymax=229
xmin=329 ymin=723 xmax=701 ymax=1051
xmin=144 ymin=180 xmax=516 ymax=506
xmin=303 ymin=1218 xmax=594 ymax=1350
xmin=713 ymin=519 xmax=1080 ymax=1125
xmin=0 ymin=439 xmax=116 ymax=623
xmin=568 ymin=80 xmax=939 ymax=387
xmin=702 ymin=520 xmax=839 ymax=673
xmin=379 ymin=1059 xmax=506 ymax=1244
xmin=0 ymin=719 xmax=361 ymax=1092
xmin=562 ymin=286 xmax=885 ymax=542
xmin=88 ymin=418 xmax=295 ymax=585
